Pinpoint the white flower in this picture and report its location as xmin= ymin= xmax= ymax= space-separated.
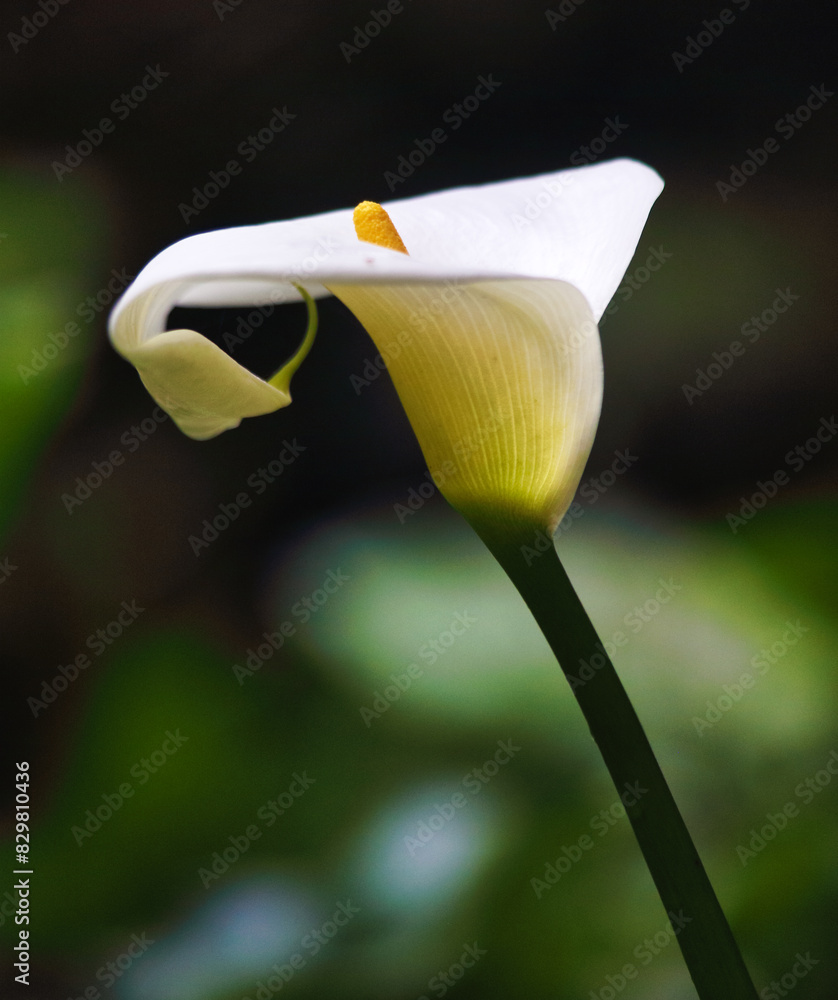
xmin=109 ymin=158 xmax=663 ymax=533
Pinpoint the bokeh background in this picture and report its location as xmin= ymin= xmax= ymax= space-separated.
xmin=2 ymin=1 xmax=837 ymax=997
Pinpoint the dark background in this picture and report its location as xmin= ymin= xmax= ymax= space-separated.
xmin=2 ymin=1 xmax=837 ymax=998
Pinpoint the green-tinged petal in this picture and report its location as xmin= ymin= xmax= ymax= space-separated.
xmin=111 ymin=288 xmax=293 ymax=439
xmin=328 ymin=278 xmax=601 ymax=533
xmin=128 ymin=328 xmax=288 ymax=440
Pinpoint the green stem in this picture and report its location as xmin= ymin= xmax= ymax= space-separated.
xmin=470 ymin=522 xmax=758 ymax=1000
xmin=268 ymin=283 xmax=319 ymax=392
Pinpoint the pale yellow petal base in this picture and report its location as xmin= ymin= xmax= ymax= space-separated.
xmin=328 ymin=279 xmax=602 ymax=534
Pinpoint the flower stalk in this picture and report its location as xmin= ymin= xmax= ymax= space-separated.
xmin=469 ymin=520 xmax=759 ymax=1000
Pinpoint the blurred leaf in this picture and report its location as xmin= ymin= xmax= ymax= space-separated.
xmin=0 ymin=166 xmax=106 ymax=539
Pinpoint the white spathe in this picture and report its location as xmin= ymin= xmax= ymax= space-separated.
xmin=109 ymin=158 xmax=663 ymax=530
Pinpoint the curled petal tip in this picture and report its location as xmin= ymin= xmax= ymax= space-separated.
xmin=126 ymin=328 xmax=290 ymax=440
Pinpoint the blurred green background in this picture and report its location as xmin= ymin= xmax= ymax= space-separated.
xmin=2 ymin=2 xmax=837 ymax=998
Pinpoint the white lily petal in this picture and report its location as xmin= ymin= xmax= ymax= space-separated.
xmin=110 ymin=158 xmax=662 ymax=322
xmin=376 ymin=157 xmax=664 ymax=320
xmin=328 ymin=279 xmax=601 ymax=533
xmin=108 ymin=159 xmax=662 ymax=496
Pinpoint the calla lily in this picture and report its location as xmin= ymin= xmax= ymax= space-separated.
xmin=109 ymin=158 xmax=663 ymax=534
xmin=107 ymin=163 xmax=763 ymax=998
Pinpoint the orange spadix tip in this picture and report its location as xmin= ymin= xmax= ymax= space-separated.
xmin=353 ymin=201 xmax=409 ymax=255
